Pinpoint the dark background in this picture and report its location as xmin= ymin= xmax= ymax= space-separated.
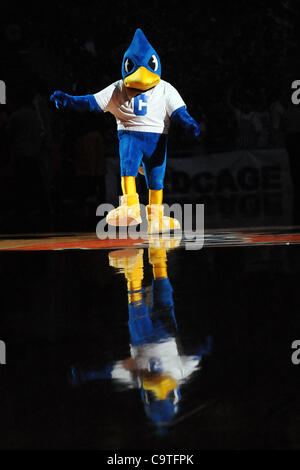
xmin=0 ymin=0 xmax=300 ymax=233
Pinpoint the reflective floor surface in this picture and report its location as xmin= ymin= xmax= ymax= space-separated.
xmin=1 ymin=227 xmax=300 ymax=449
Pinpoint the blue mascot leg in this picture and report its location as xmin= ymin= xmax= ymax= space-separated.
xmin=141 ymin=133 xmax=168 ymax=190
xmin=128 ymin=300 xmax=157 ymax=347
xmin=140 ymin=133 xmax=180 ymax=232
xmin=106 ymin=131 xmax=145 ymax=226
xmin=151 ymin=277 xmax=177 ymax=336
xmin=118 ymin=130 xmax=145 ymax=177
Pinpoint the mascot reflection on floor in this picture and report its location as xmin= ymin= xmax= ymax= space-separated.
xmin=69 ymin=239 xmax=212 ymax=434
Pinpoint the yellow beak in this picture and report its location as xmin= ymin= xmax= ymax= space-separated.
xmin=142 ymin=375 xmax=178 ymax=400
xmin=124 ymin=66 xmax=160 ymax=91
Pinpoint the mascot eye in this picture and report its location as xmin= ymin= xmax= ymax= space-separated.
xmin=124 ymin=58 xmax=134 ymax=74
xmin=148 ymin=54 xmax=159 ymax=72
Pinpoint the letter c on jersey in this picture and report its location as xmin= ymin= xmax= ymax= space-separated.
xmin=134 ymin=95 xmax=148 ymax=116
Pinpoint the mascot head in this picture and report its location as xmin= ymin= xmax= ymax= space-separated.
xmin=122 ymin=28 xmax=161 ymax=91
xmin=141 ymin=373 xmax=180 ymax=434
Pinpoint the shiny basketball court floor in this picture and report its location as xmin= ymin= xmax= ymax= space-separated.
xmin=1 ymin=226 xmax=300 ymax=450
xmin=1 ymin=226 xmax=300 ymax=250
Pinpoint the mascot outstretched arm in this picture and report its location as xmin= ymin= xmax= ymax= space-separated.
xmin=50 ymin=28 xmax=200 ymax=233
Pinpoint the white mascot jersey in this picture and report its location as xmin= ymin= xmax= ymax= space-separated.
xmin=93 ymin=79 xmax=186 ymax=134
xmin=110 ymin=338 xmax=201 ymax=387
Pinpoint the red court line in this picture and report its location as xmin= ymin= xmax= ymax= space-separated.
xmin=2 ymin=232 xmax=300 ymax=251
xmin=3 ymin=238 xmax=147 ymax=251
xmin=246 ymin=234 xmax=300 ymax=243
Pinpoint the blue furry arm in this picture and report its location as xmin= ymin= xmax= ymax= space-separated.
xmin=193 ymin=336 xmax=213 ymax=359
xmin=50 ymin=91 xmax=102 ymax=112
xmin=69 ymin=365 xmax=113 ymax=387
xmin=171 ymin=106 xmax=200 ymax=137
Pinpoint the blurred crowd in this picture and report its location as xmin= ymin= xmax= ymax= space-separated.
xmin=1 ymin=0 xmax=300 ymax=231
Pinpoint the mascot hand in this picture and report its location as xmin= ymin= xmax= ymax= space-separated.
xmin=50 ymin=92 xmax=101 ymax=112
xmin=189 ymin=121 xmax=201 ymax=137
xmin=171 ymin=106 xmax=201 ymax=138
xmin=50 ymin=91 xmax=71 ymax=110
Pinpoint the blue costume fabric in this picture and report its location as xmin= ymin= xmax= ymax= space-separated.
xmin=118 ymin=130 xmax=168 ymax=190
xmin=50 ymin=91 xmax=100 ymax=113
xmin=128 ymin=277 xmax=176 ymax=347
xmin=171 ymin=106 xmax=201 ymax=136
xmin=142 ymin=392 xmax=178 ymax=429
xmin=69 ymin=364 xmax=113 ymax=386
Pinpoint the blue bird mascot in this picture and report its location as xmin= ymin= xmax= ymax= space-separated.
xmin=69 ymin=241 xmax=212 ymax=434
xmin=50 ymin=29 xmax=200 ymax=233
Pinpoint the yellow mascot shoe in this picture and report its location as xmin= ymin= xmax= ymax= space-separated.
xmin=108 ymin=249 xmax=144 ymax=282
xmin=148 ymin=248 xmax=167 ymax=267
xmin=146 ymin=204 xmax=181 ymax=234
xmin=106 ymin=193 xmax=142 ymax=227
xmin=109 ymin=249 xmax=144 ymax=302
xmin=148 ymin=235 xmax=182 ymax=250
xmin=148 ymin=247 xmax=168 ymax=279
